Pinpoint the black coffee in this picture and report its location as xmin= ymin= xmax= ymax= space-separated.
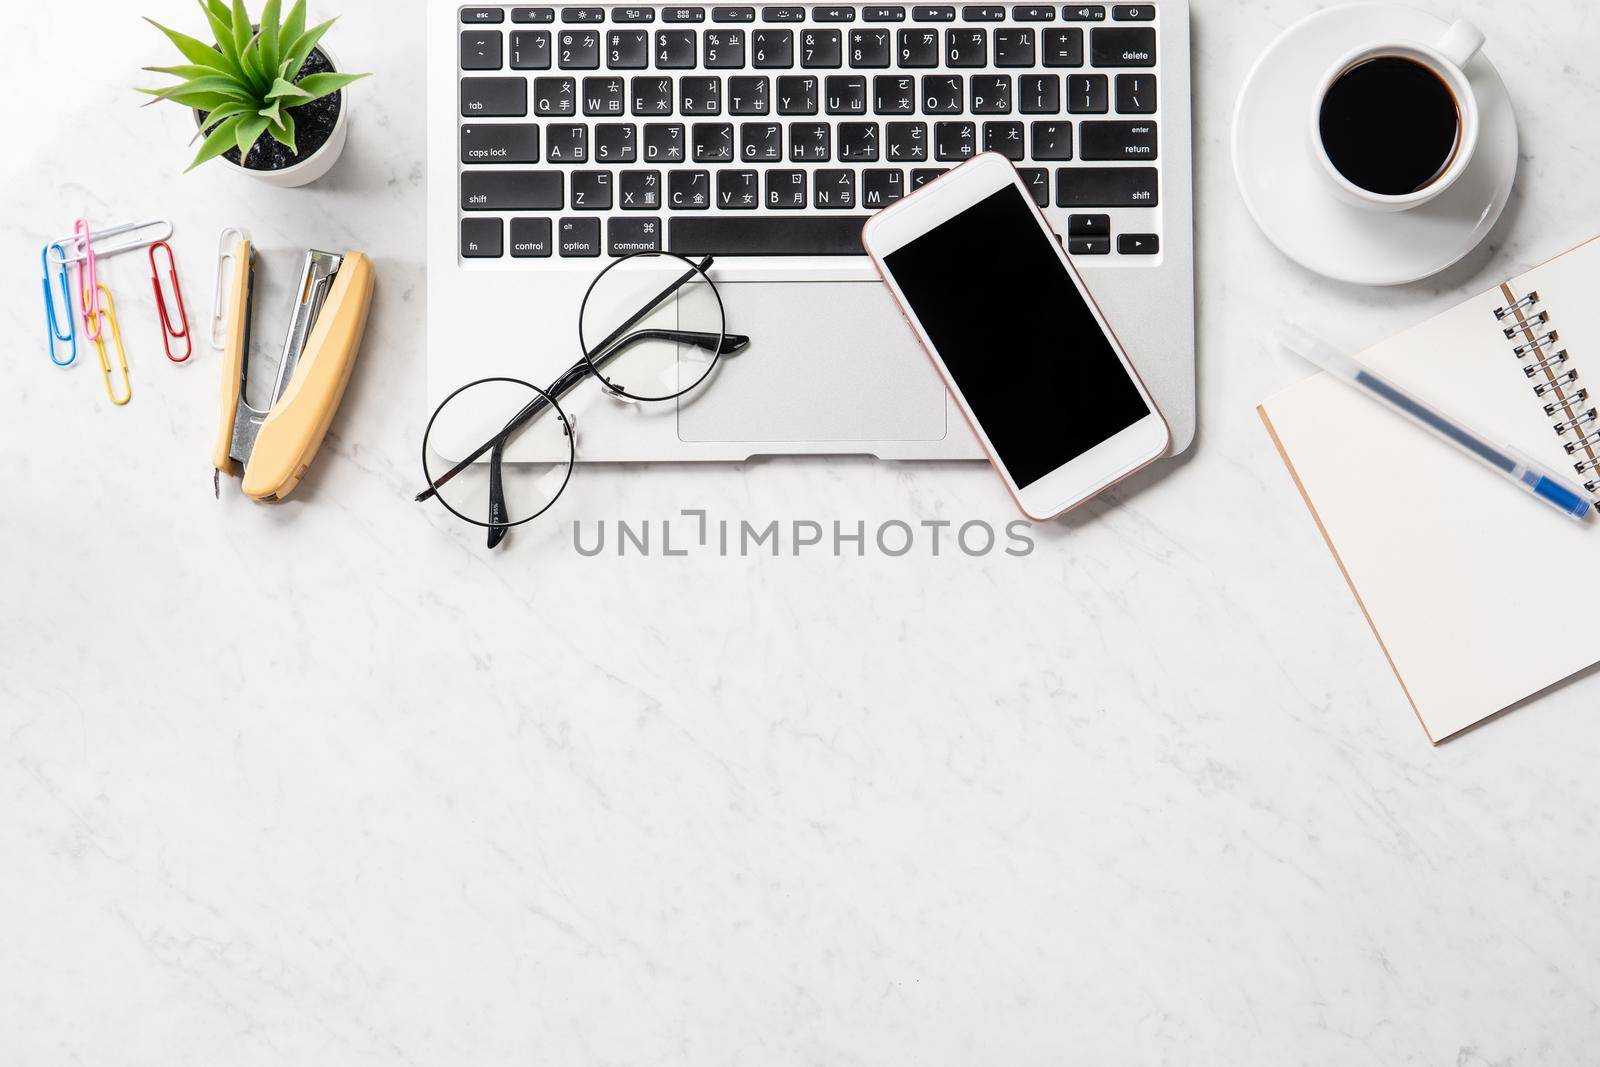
xmin=1318 ymin=56 xmax=1461 ymax=196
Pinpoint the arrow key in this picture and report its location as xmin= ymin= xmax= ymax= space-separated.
xmin=1117 ymin=232 xmax=1159 ymax=255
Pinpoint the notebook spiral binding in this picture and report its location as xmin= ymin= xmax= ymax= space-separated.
xmin=1494 ymin=290 xmax=1600 ymax=495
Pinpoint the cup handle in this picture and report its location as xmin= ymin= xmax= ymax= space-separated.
xmin=1436 ymin=19 xmax=1485 ymax=68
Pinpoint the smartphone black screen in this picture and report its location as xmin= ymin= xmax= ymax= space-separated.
xmin=882 ymin=184 xmax=1151 ymax=488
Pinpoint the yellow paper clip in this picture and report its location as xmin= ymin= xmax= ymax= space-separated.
xmin=90 ymin=284 xmax=132 ymax=407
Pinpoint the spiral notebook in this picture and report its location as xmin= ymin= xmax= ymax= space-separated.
xmin=1259 ymin=236 xmax=1600 ymax=742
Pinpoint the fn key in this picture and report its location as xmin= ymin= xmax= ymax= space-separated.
xmin=461 ymin=218 xmax=503 ymax=258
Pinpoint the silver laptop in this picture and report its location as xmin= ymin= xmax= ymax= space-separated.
xmin=427 ymin=0 xmax=1195 ymax=462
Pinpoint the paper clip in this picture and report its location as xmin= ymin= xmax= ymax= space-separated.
xmin=75 ymin=219 xmax=103 ymax=342
xmin=149 ymin=241 xmax=192 ymax=363
xmin=41 ymin=243 xmax=77 ymax=367
xmin=89 ymin=284 xmax=132 ymax=407
xmin=47 ymin=218 xmax=174 ymax=266
xmin=211 ymin=227 xmax=250 ymax=350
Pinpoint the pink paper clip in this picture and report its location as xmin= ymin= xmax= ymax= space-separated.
xmin=149 ymin=241 xmax=192 ymax=363
xmin=74 ymin=219 xmax=102 ymax=341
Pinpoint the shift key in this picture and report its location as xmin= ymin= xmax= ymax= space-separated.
xmin=1055 ymin=166 xmax=1157 ymax=207
xmin=461 ymin=76 xmax=528 ymax=116
xmin=462 ymin=171 xmax=564 ymax=210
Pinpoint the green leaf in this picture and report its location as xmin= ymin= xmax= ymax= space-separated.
xmin=188 ymin=114 xmax=244 ymax=171
xmin=240 ymin=34 xmax=270 ymax=93
xmin=199 ymin=2 xmax=244 ymax=74
xmin=282 ymin=16 xmax=335 ymax=77
xmin=258 ymin=99 xmax=282 ymax=125
xmin=266 ymin=109 xmax=297 ymax=151
xmin=260 ymin=0 xmax=282 ymax=80
xmin=230 ymin=0 xmax=253 ymax=63
xmin=142 ymin=88 xmax=250 ymax=111
xmin=143 ymin=18 xmax=232 ymax=75
xmin=192 ymin=100 xmax=255 ymax=139
xmin=281 ymin=0 xmax=306 ymax=51
xmin=146 ymin=73 xmax=256 ymax=101
xmin=203 ymin=0 xmax=233 ymax=27
xmin=265 ymin=75 xmax=311 ymax=100
xmin=291 ymin=71 xmax=367 ymax=102
xmin=235 ymin=114 xmax=272 ymax=156
xmin=142 ymin=63 xmax=227 ymax=81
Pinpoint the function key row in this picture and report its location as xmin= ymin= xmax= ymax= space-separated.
xmin=460 ymin=27 xmax=1156 ymax=71
xmin=463 ymin=5 xmax=1154 ymax=24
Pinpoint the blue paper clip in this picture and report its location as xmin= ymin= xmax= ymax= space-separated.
xmin=42 ymin=242 xmax=77 ymax=367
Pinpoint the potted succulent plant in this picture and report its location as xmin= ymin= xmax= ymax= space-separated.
xmin=141 ymin=0 xmax=368 ymax=188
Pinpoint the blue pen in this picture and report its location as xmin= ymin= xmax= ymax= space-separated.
xmin=1281 ymin=325 xmax=1593 ymax=523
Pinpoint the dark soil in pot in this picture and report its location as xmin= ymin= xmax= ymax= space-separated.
xmin=195 ymin=46 xmax=342 ymax=172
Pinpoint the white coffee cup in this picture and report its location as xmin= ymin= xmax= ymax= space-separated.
xmin=1308 ymin=20 xmax=1485 ymax=212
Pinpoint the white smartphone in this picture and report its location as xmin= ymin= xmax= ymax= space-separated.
xmin=862 ymin=153 xmax=1171 ymax=521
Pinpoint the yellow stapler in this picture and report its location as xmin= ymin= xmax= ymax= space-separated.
xmin=212 ymin=234 xmax=375 ymax=502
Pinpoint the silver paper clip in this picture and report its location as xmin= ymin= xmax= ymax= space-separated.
xmin=211 ymin=227 xmax=251 ymax=350
xmin=46 ymin=219 xmax=174 ymax=266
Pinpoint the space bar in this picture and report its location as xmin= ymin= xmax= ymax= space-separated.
xmin=669 ymin=216 xmax=871 ymax=256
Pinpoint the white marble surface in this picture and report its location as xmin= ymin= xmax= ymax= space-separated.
xmin=5 ymin=1 xmax=1600 ymax=1063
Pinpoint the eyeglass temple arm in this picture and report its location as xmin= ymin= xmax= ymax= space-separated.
xmin=416 ymin=256 xmax=716 ymax=505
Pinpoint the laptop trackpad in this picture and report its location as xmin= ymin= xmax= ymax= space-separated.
xmin=677 ymin=281 xmax=949 ymax=444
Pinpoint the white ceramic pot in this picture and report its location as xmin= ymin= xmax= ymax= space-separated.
xmin=197 ymin=44 xmax=351 ymax=189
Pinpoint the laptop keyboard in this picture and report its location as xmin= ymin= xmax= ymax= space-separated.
xmin=456 ymin=3 xmax=1166 ymax=261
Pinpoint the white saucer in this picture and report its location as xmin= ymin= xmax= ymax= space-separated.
xmin=1231 ymin=2 xmax=1518 ymax=286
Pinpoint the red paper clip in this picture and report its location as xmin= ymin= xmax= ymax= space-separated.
xmin=149 ymin=240 xmax=192 ymax=363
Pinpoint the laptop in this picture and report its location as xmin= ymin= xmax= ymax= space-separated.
xmin=427 ymin=0 xmax=1195 ymax=462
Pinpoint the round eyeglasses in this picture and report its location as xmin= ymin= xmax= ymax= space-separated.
xmin=416 ymin=252 xmax=749 ymax=548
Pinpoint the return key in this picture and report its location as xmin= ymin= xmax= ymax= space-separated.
xmin=1079 ymin=120 xmax=1157 ymax=160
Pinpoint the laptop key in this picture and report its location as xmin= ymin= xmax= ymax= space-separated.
xmin=681 ymin=76 xmax=723 ymax=114
xmin=656 ymin=29 xmax=697 ymax=67
xmin=1054 ymin=166 xmax=1158 ymax=206
xmin=460 ymin=31 xmax=504 ymax=70
xmin=910 ymin=167 xmax=947 ymax=187
xmin=962 ymin=6 xmax=1005 ymax=20
xmin=614 ymin=6 xmax=658 ymax=21
xmin=562 ymin=7 xmax=605 ymax=22
xmin=532 ymin=76 xmax=576 ymax=115
xmin=668 ymin=169 xmax=712 ymax=208
xmin=1030 ymin=120 xmax=1072 ymax=159
xmin=982 ymin=120 xmax=1024 ymax=160
xmin=761 ymin=6 xmax=806 ymax=22
xmin=814 ymin=169 xmax=856 ymax=209
xmin=740 ymin=122 xmax=784 ymax=160
xmin=511 ymin=30 xmax=552 ymax=68
xmin=595 ymin=122 xmax=638 ymax=161
xmin=752 ymin=28 xmax=795 ymax=67
xmin=874 ymin=75 xmax=915 ymax=114
xmin=1090 ymin=26 xmax=1155 ymax=66
xmin=1112 ymin=4 xmax=1155 ymax=18
xmin=1117 ymin=233 xmax=1159 ymax=254
xmin=664 ymin=6 xmax=708 ymax=21
xmin=1018 ymin=74 xmax=1060 ymax=113
xmin=1067 ymin=73 xmax=1108 ymax=113
xmin=462 ymin=171 xmax=563 ymax=210
xmin=898 ymin=28 xmax=939 ymax=67
xmin=705 ymin=29 xmax=747 ymax=67
xmin=789 ymin=122 xmax=831 ymax=161
xmin=714 ymin=6 xmax=758 ymax=21
xmin=1115 ymin=72 xmax=1155 ymax=113
xmin=912 ymin=6 xmax=956 ymax=21
xmin=670 ymin=215 xmax=868 ymax=253
xmin=1013 ymin=5 xmax=1055 ymax=20
xmin=558 ymin=217 xmax=601 ymax=256
xmin=776 ymin=74 xmax=818 ymax=113
xmin=583 ymin=76 xmax=626 ymax=115
xmin=691 ymin=122 xmax=736 ymax=161
xmin=865 ymin=6 xmax=908 ymax=20
xmin=717 ymin=169 xmax=761 ymax=208
xmin=608 ymin=30 xmax=649 ymax=67
xmin=620 ymin=169 xmax=662 ymax=208
xmin=546 ymin=123 xmax=589 ymax=161
xmin=631 ymin=76 xmax=673 ymax=114
xmin=814 ymin=6 xmax=858 ymax=21
xmin=801 ymin=29 xmax=843 ymax=67
xmin=946 ymin=28 xmax=986 ymax=66
xmin=557 ymin=30 xmax=600 ymax=68
xmin=970 ymin=74 xmax=1010 ymax=113
xmin=729 ymin=75 xmax=771 ymax=113
xmin=1079 ymin=119 xmax=1156 ymax=160
xmin=511 ymin=217 xmax=554 ymax=257
xmin=643 ymin=122 xmax=686 ymax=161
xmin=1063 ymin=5 xmax=1106 ymax=21
xmin=1067 ymin=213 xmax=1108 ymax=236
xmin=1017 ymin=166 xmax=1049 ymax=205
xmin=1042 ymin=27 xmax=1082 ymax=66
xmin=850 ymin=28 xmax=892 ymax=67
xmin=462 ymin=7 xmax=505 ymax=24
xmin=513 ymin=7 xmax=556 ymax=22
xmin=934 ymin=120 xmax=976 ymax=161
xmin=838 ymin=121 xmax=881 ymax=161
xmin=461 ymin=123 xmax=540 ymax=164
xmin=461 ymin=77 xmax=527 ymax=117
xmin=824 ymin=75 xmax=867 ymax=114
xmin=862 ymin=168 xmax=906 ymax=206
xmin=1068 ymin=236 xmax=1109 ymax=255
xmin=994 ymin=28 xmax=1035 ymax=66
xmin=461 ymin=218 xmax=503 ymax=258
xmin=885 ymin=120 xmax=927 ymax=160
xmin=766 ymin=169 xmax=808 ymax=207
xmin=572 ymin=170 xmax=614 ymax=209
xmin=920 ymin=74 xmax=962 ymax=114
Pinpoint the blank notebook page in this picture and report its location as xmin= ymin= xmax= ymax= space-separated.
xmin=1259 ymin=237 xmax=1600 ymax=742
